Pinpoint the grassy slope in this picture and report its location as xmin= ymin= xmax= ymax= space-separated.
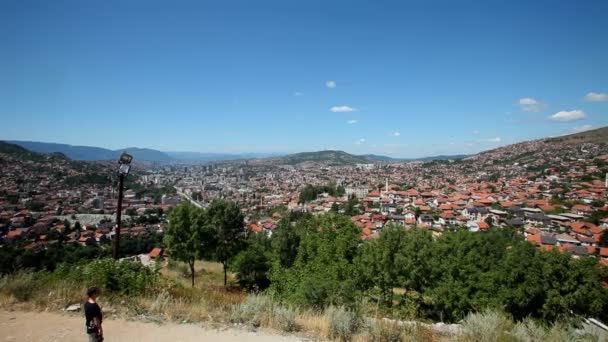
xmin=546 ymin=126 xmax=608 ymax=144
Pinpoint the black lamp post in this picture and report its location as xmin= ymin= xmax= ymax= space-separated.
xmin=113 ymin=152 xmax=133 ymax=260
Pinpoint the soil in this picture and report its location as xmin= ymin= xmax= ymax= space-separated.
xmin=0 ymin=310 xmax=305 ymax=342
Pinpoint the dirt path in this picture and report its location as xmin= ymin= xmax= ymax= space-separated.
xmin=0 ymin=310 xmax=305 ymax=342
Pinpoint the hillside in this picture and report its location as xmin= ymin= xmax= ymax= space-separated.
xmin=546 ymin=126 xmax=608 ymax=144
xmin=268 ymin=150 xmax=371 ymax=165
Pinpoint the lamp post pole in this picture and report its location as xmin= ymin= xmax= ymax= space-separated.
xmin=112 ymin=152 xmax=133 ymax=260
xmin=113 ymin=173 xmax=125 ymax=260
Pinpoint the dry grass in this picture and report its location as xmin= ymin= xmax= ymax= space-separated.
xmin=297 ymin=310 xmax=330 ymax=337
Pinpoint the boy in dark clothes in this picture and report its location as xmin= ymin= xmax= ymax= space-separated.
xmin=84 ymin=287 xmax=103 ymax=342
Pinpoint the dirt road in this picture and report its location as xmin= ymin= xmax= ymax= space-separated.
xmin=0 ymin=310 xmax=304 ymax=342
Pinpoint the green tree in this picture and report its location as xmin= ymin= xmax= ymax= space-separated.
xmin=357 ymin=224 xmax=409 ymax=307
xmin=164 ymin=203 xmax=213 ymax=287
xmin=269 ymin=214 xmax=361 ymax=309
xmin=271 ymin=218 xmax=304 ymax=268
xmin=600 ymin=229 xmax=608 ymax=248
xmin=232 ymin=233 xmax=272 ymax=291
xmin=207 ymin=200 xmax=246 ymax=287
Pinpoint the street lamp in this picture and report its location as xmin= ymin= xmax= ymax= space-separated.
xmin=113 ymin=152 xmax=133 ymax=259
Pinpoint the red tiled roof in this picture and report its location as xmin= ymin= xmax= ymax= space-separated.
xmin=149 ymin=247 xmax=163 ymax=258
xmin=527 ymin=234 xmax=541 ymax=246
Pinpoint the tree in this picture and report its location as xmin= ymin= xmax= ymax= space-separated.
xmin=125 ymin=208 xmax=138 ymax=216
xmin=600 ymin=229 xmax=608 ymax=248
xmin=343 ymin=196 xmax=361 ymax=216
xmin=74 ymin=221 xmax=82 ymax=232
xmin=232 ymin=233 xmax=272 ymax=291
xmin=484 ymin=216 xmax=494 ymax=227
xmin=164 ymin=203 xmax=212 ymax=287
xmin=357 ymin=224 xmax=409 ymax=307
xmin=206 ymin=200 xmax=245 ymax=287
xmin=269 ymin=214 xmax=361 ymax=309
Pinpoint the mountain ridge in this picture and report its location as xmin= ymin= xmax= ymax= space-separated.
xmin=5 ymin=125 xmax=607 ymax=164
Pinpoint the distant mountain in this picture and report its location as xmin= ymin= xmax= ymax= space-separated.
xmin=0 ymin=141 xmax=69 ymax=162
xmin=120 ymin=147 xmax=173 ymax=162
xmin=9 ymin=141 xmax=173 ymax=162
xmin=10 ymin=141 xmax=115 ymax=160
xmin=166 ymin=151 xmax=284 ymax=162
xmin=5 ymin=140 xmax=472 ymax=164
xmin=361 ymin=154 xmax=468 ymax=162
xmin=267 ymin=150 xmax=371 ymax=165
xmin=361 ymin=154 xmax=395 ymax=161
xmin=414 ymin=154 xmax=469 ymax=161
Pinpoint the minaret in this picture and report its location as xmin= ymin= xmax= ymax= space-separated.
xmin=385 ymin=178 xmax=389 ymax=193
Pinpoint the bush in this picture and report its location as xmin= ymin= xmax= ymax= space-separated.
xmin=511 ymin=318 xmax=548 ymax=342
xmin=54 ymin=258 xmax=159 ymax=296
xmin=511 ymin=319 xmax=597 ymax=342
xmin=459 ymin=310 xmax=514 ymax=342
xmin=324 ymin=305 xmax=359 ymax=341
xmin=2 ymin=273 xmax=36 ymax=302
xmin=230 ymin=295 xmax=273 ymax=327
xmin=272 ymin=306 xmax=298 ymax=332
xmin=364 ymin=318 xmax=406 ymax=342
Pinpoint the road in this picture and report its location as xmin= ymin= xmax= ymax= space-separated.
xmin=0 ymin=310 xmax=303 ymax=342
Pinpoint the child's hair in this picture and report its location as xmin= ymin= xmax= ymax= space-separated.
xmin=87 ymin=286 xmax=99 ymax=298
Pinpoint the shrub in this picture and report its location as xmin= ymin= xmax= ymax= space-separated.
xmin=459 ymin=310 xmax=514 ymax=342
xmin=52 ymin=258 xmax=159 ymax=296
xmin=2 ymin=273 xmax=36 ymax=302
xmin=230 ymin=295 xmax=272 ymax=327
xmin=364 ymin=318 xmax=406 ymax=342
xmin=272 ymin=306 xmax=298 ymax=332
xmin=324 ymin=305 xmax=359 ymax=341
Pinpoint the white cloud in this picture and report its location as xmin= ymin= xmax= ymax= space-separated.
xmin=293 ymin=92 xmax=304 ymax=97
xmin=330 ymin=105 xmax=358 ymax=112
xmin=347 ymin=119 xmax=358 ymax=124
xmin=584 ymin=92 xmax=608 ymax=102
xmin=573 ymin=124 xmax=593 ymax=132
xmin=392 ymin=131 xmax=401 ymax=136
xmin=473 ymin=130 xmax=479 ymax=135
xmin=518 ymin=98 xmax=545 ymax=112
xmin=355 ymin=138 xmax=366 ymax=145
xmin=326 ymin=80 xmax=336 ymax=88
xmin=548 ymin=110 xmax=586 ymax=122
xmin=479 ymin=137 xmax=502 ymax=143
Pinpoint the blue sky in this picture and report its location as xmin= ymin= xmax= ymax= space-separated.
xmin=1 ymin=0 xmax=607 ymax=158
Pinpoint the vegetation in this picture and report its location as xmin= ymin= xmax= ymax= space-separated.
xmin=164 ymin=203 xmax=214 ymax=286
xmin=206 ymin=200 xmax=246 ymax=287
xmin=2 ymin=202 xmax=608 ymax=340
xmin=298 ymin=182 xmax=346 ymax=203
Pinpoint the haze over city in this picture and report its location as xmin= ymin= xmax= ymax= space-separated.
xmin=1 ymin=0 xmax=607 ymax=158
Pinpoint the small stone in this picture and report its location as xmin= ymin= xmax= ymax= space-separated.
xmin=64 ymin=304 xmax=80 ymax=312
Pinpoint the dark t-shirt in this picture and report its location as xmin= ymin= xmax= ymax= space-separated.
xmin=84 ymin=301 xmax=102 ymax=333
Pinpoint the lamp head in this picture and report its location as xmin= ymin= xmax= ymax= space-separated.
xmin=119 ymin=152 xmax=133 ymax=165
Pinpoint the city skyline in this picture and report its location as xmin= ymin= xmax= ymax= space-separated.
xmin=1 ymin=0 xmax=607 ymax=158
